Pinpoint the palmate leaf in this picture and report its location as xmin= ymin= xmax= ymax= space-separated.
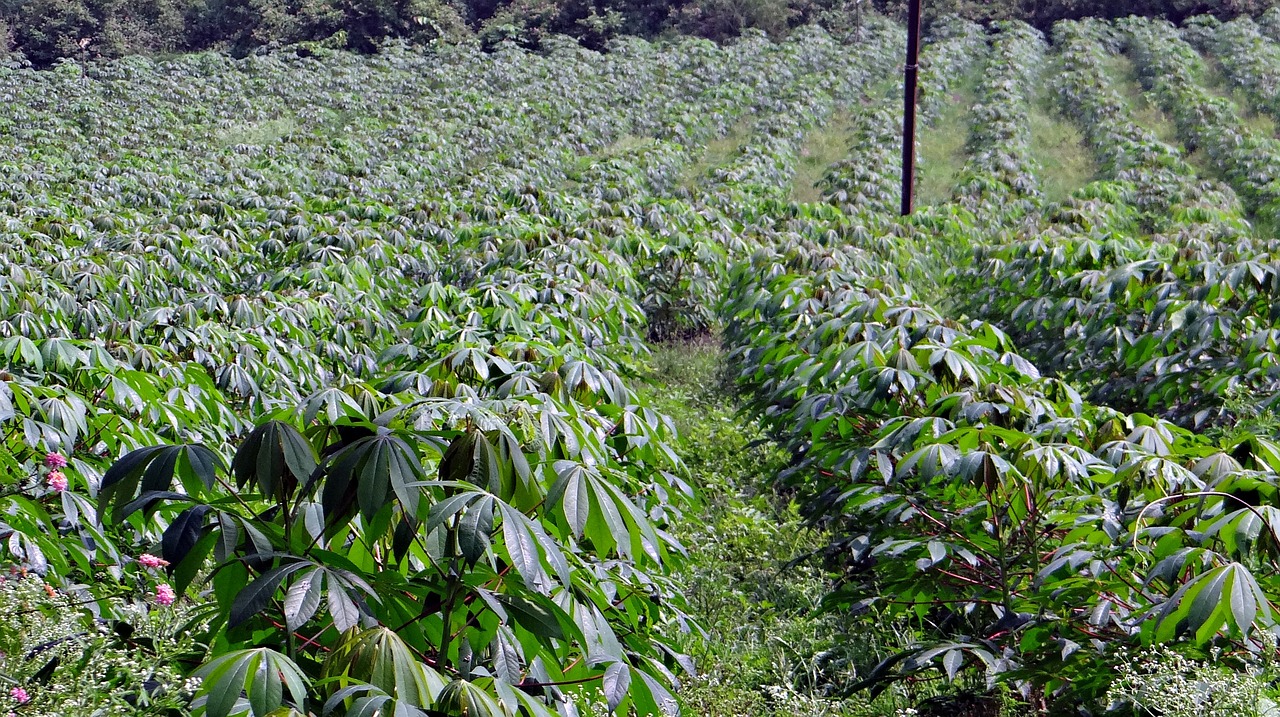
xmin=320 ymin=430 xmax=425 ymax=527
xmin=432 ymin=678 xmax=505 ymax=717
xmin=230 ymin=562 xmax=312 ymax=628
xmin=440 ymin=430 xmax=504 ymax=497
xmin=321 ymin=688 xmax=429 ymax=717
xmin=495 ymin=592 xmax=579 ymax=643
xmin=1201 ymin=504 xmax=1280 ymax=557
xmin=1150 ymin=562 xmax=1274 ymax=643
xmin=162 ymin=504 xmax=214 ymax=588
xmin=323 ymin=627 xmax=447 ymax=708
xmin=232 ymin=420 xmax=317 ymax=502
xmin=193 ymin=648 xmax=309 ymax=717
xmin=491 ymin=677 xmax=558 ymax=717
xmin=230 ymin=558 xmax=380 ymax=633
xmin=547 ymin=460 xmax=664 ymax=563
xmin=302 ymin=387 xmax=368 ymax=425
xmin=422 ymin=491 xmax=485 ymax=536
xmin=99 ymin=444 xmax=223 ymax=523
xmin=848 ymin=642 xmax=992 ymax=698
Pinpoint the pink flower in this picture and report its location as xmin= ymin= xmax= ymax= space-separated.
xmin=137 ymin=554 xmax=169 ymax=569
xmin=155 ymin=584 xmax=176 ymax=606
xmin=45 ymin=471 xmax=67 ymax=492
xmin=9 ymin=687 xmax=28 ymax=704
xmin=43 ymin=453 xmax=67 ymax=469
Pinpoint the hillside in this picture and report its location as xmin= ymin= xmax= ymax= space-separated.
xmin=4 ymin=10 xmax=1280 ymax=717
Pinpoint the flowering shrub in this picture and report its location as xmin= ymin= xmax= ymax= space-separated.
xmin=1106 ymin=646 xmax=1279 ymax=716
xmin=44 ymin=471 xmax=66 ymax=492
xmin=153 ymin=584 xmax=176 ymax=606
xmin=136 ymin=555 xmax=168 ymax=570
xmin=0 ymin=577 xmax=200 ymax=715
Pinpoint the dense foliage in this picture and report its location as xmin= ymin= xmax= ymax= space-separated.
xmin=11 ymin=6 xmax=1280 ymax=716
xmin=0 ymin=21 xmax=909 ymax=716
xmin=719 ymin=13 xmax=1280 ymax=716
xmin=873 ymin=0 xmax=1280 ymax=28
xmin=1 ymin=0 xmax=1279 ymax=67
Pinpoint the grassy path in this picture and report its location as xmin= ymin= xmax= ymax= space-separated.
xmin=645 ymin=343 xmax=972 ymax=717
xmin=1197 ymin=59 xmax=1278 ymax=137
xmin=1098 ymin=54 xmax=1181 ymax=144
xmin=1029 ymin=92 xmax=1096 ymax=203
xmin=917 ymin=78 xmax=976 ymax=207
xmin=1098 ymin=53 xmax=1218 ymax=178
xmin=791 ymin=114 xmax=862 ymax=204
xmin=681 ymin=121 xmax=755 ymax=191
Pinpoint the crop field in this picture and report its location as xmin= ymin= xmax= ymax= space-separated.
xmin=5 ymin=8 xmax=1280 ymax=717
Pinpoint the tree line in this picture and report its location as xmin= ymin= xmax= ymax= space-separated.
xmin=0 ymin=0 xmax=1275 ymax=69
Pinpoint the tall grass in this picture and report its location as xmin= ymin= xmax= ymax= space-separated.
xmin=791 ymin=115 xmax=859 ymax=204
xmin=645 ymin=342 xmax=965 ymax=717
xmin=1030 ymin=96 xmax=1096 ymax=203
xmin=1099 ymin=54 xmax=1209 ymax=173
xmin=917 ymin=79 xmax=976 ymax=206
xmin=682 ymin=120 xmax=754 ymax=190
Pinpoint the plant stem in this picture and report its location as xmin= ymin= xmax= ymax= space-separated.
xmin=437 ymin=514 xmax=462 ymax=668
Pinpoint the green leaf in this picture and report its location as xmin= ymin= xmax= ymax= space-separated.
xmin=183 ymin=444 xmax=223 ymax=491
xmin=230 ymin=562 xmax=310 ymax=628
xmin=328 ymin=579 xmax=360 ymax=633
xmin=140 ymin=447 xmax=181 ymax=494
xmin=174 ymin=531 xmax=218 ymax=596
xmin=233 ymin=421 xmax=316 ymax=500
xmin=1187 ymin=566 xmax=1230 ymax=641
xmin=942 ymin=649 xmax=962 ymax=681
xmin=250 ymin=655 xmax=285 ymax=715
xmin=434 ymin=679 xmax=503 ymax=717
xmin=440 ymin=432 xmax=478 ymax=485
xmin=98 ymin=446 xmax=167 ymax=521
xmin=322 ymin=433 xmax=424 ymax=526
xmin=100 ymin=444 xmax=223 ymax=523
xmin=458 ymin=496 xmax=494 ymax=565
xmin=492 ymin=626 xmax=523 ymax=684
xmin=205 ymin=651 xmax=252 ymax=717
xmin=118 ymin=490 xmax=191 ymax=521
xmin=284 ymin=568 xmax=325 ymax=632
xmin=498 ymin=502 xmax=549 ymax=592
xmin=324 ymin=627 xmax=446 ymax=707
xmin=424 ymin=492 xmax=480 ymax=535
xmin=162 ymin=505 xmax=212 ymax=567
xmin=195 ymin=649 xmax=309 ymax=717
xmin=602 ymin=662 xmax=631 ymax=713
xmin=496 ymin=593 xmax=568 ymax=641
xmin=552 ymin=462 xmax=590 ymax=538
xmin=441 ymin=430 xmax=501 ymax=495
xmin=215 ymin=512 xmax=241 ymax=563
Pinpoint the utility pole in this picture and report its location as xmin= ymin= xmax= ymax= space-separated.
xmin=901 ymin=0 xmax=923 ymax=216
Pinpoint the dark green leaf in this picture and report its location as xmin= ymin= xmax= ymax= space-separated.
xmin=230 ymin=562 xmax=310 ymax=628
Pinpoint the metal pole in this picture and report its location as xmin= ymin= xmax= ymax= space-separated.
xmin=901 ymin=0 xmax=922 ymax=216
